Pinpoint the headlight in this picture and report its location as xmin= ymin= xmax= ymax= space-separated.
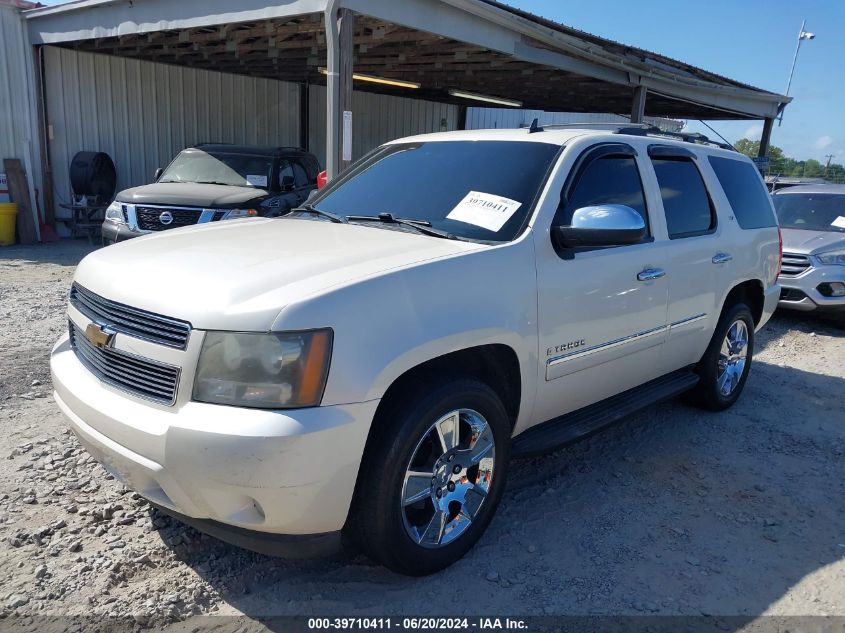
xmin=193 ymin=329 xmax=332 ymax=408
xmin=223 ymin=208 xmax=259 ymax=220
xmin=105 ymin=201 xmax=126 ymax=223
xmin=816 ymin=250 xmax=845 ymax=266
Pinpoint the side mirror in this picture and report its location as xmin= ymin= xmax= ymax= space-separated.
xmin=281 ymin=175 xmax=295 ymax=191
xmin=552 ymin=204 xmax=646 ymax=250
xmin=153 ymin=167 xmax=163 ymax=181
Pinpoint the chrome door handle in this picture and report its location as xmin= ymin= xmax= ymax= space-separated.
xmin=712 ymin=253 xmax=733 ymax=264
xmin=637 ymin=268 xmax=666 ymax=281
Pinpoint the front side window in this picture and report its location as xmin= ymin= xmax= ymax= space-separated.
xmin=773 ymin=193 xmax=845 ymax=233
xmin=652 ymin=158 xmax=715 ymax=238
xmin=158 ymin=150 xmax=272 ymax=188
xmin=556 ymin=156 xmax=648 ymax=232
xmin=311 ymin=141 xmax=561 ymax=241
xmin=708 ymin=156 xmax=776 ymax=229
xmin=292 ymin=162 xmax=309 ymax=188
xmin=278 ymin=160 xmax=295 ymax=189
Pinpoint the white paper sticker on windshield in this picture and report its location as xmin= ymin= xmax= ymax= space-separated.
xmin=246 ymin=174 xmax=268 ymax=187
xmin=832 ymin=216 xmax=845 ymax=229
xmin=446 ymin=191 xmax=522 ymax=232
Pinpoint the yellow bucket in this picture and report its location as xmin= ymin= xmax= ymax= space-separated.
xmin=0 ymin=203 xmax=17 ymax=246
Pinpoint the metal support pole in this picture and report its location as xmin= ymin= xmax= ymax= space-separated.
xmin=338 ymin=8 xmax=354 ymax=173
xmin=299 ymin=81 xmax=309 ymax=152
xmin=758 ymin=117 xmax=774 ymax=158
xmin=779 ymin=19 xmax=810 ymax=127
xmin=630 ymin=86 xmax=647 ymax=124
xmin=323 ymin=0 xmax=340 ymax=180
xmin=457 ymin=105 xmax=468 ymax=131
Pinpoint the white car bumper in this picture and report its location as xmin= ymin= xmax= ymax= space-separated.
xmin=778 ymin=264 xmax=845 ymax=315
xmin=50 ymin=333 xmax=377 ymax=546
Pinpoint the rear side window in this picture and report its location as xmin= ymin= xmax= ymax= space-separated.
xmin=557 ymin=156 xmax=648 ymax=231
xmin=652 ymin=158 xmax=715 ymax=238
xmin=708 ymin=156 xmax=776 ymax=229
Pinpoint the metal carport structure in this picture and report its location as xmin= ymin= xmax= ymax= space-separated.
xmin=23 ymin=0 xmax=789 ymax=198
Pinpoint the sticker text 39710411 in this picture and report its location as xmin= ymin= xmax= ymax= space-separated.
xmin=446 ymin=191 xmax=522 ymax=232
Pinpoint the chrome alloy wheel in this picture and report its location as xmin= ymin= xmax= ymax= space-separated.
xmin=401 ymin=409 xmax=496 ymax=548
xmin=716 ymin=319 xmax=749 ymax=396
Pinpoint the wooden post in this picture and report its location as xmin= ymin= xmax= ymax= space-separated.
xmin=4 ymin=159 xmax=39 ymax=245
xmin=631 ymin=86 xmax=647 ymax=124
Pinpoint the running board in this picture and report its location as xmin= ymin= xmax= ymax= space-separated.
xmin=512 ymin=369 xmax=699 ymax=458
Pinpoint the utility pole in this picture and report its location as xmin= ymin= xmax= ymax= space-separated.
xmin=780 ymin=20 xmax=815 ymax=127
xmin=824 ymin=154 xmax=834 ymax=177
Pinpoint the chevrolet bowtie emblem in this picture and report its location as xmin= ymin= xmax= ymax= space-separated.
xmin=85 ymin=323 xmax=116 ymax=349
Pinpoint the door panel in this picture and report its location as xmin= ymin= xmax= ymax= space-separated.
xmin=534 ymin=242 xmax=669 ymax=423
xmin=532 ymin=144 xmax=669 ymax=426
xmin=644 ymin=154 xmax=724 ymax=372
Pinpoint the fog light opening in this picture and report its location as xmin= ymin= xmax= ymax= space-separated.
xmin=818 ymin=282 xmax=845 ymax=298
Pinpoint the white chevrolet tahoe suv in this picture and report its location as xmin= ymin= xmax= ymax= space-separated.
xmin=51 ymin=125 xmax=781 ymax=575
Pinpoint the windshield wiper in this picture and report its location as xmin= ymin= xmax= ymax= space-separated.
xmin=292 ymin=203 xmax=347 ymax=224
xmin=193 ymin=180 xmax=238 ymax=186
xmin=346 ymin=213 xmax=457 ymax=240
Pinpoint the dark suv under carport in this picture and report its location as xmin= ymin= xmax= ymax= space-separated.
xmin=102 ymin=144 xmax=320 ymax=243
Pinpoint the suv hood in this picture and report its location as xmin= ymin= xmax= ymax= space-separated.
xmin=780 ymin=228 xmax=845 ymax=255
xmin=74 ymin=218 xmax=482 ymax=331
xmin=115 ymin=182 xmax=268 ymax=207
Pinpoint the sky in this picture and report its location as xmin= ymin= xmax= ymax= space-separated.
xmin=507 ymin=0 xmax=844 ymax=163
xmin=37 ymin=0 xmax=842 ymax=162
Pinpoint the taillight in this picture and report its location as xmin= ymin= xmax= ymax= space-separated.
xmin=777 ymin=226 xmax=783 ymax=277
xmin=317 ymin=170 xmax=327 ymax=189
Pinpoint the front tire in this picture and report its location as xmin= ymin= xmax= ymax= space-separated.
xmin=689 ymin=303 xmax=755 ymax=411
xmin=345 ymin=378 xmax=510 ymax=576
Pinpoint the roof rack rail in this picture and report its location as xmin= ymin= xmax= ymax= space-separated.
xmin=531 ymin=121 xmax=735 ymax=151
xmin=537 ymin=122 xmax=652 ymax=131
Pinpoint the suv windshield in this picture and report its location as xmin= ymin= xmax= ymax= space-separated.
xmin=311 ymin=141 xmax=561 ymax=241
xmin=773 ymin=193 xmax=845 ymax=233
xmin=158 ymin=150 xmax=274 ymax=188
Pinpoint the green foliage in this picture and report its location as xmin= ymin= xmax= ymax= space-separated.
xmin=733 ymin=138 xmax=844 ymax=183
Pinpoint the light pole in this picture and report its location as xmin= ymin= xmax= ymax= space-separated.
xmin=779 ymin=19 xmax=815 ymax=126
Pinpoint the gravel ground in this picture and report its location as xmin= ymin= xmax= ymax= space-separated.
xmin=1 ymin=241 xmax=844 ymax=629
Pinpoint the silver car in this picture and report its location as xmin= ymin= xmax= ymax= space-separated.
xmin=773 ymin=184 xmax=845 ymax=322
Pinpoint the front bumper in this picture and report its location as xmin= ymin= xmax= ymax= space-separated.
xmin=778 ymin=264 xmax=845 ymax=315
xmin=102 ymin=220 xmax=146 ymax=244
xmin=51 ymin=333 xmax=378 ymax=542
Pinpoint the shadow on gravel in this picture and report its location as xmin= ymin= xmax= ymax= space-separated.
xmin=147 ymin=361 xmax=845 ymax=623
xmin=0 ymin=240 xmax=98 ymax=266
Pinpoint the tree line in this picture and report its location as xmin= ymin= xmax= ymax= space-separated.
xmin=733 ymin=138 xmax=844 ymax=183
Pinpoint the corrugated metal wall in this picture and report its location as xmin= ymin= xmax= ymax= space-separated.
xmin=0 ymin=4 xmax=42 ymax=209
xmin=43 ymin=46 xmax=301 ymax=218
xmin=308 ymin=84 xmax=458 ymax=166
xmin=43 ymin=46 xmax=461 ymax=220
xmin=466 ymin=107 xmax=683 ymax=132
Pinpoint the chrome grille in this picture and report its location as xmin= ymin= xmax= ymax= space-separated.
xmin=136 ymin=206 xmax=202 ymax=231
xmin=69 ymin=321 xmax=180 ymax=405
xmin=69 ymin=283 xmax=191 ymax=349
xmin=780 ymin=252 xmax=812 ymax=277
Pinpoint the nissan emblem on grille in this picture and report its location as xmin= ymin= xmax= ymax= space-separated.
xmin=159 ymin=211 xmax=174 ymax=225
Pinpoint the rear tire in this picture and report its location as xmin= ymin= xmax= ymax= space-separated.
xmin=688 ymin=303 xmax=755 ymax=411
xmin=344 ymin=377 xmax=510 ymax=576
